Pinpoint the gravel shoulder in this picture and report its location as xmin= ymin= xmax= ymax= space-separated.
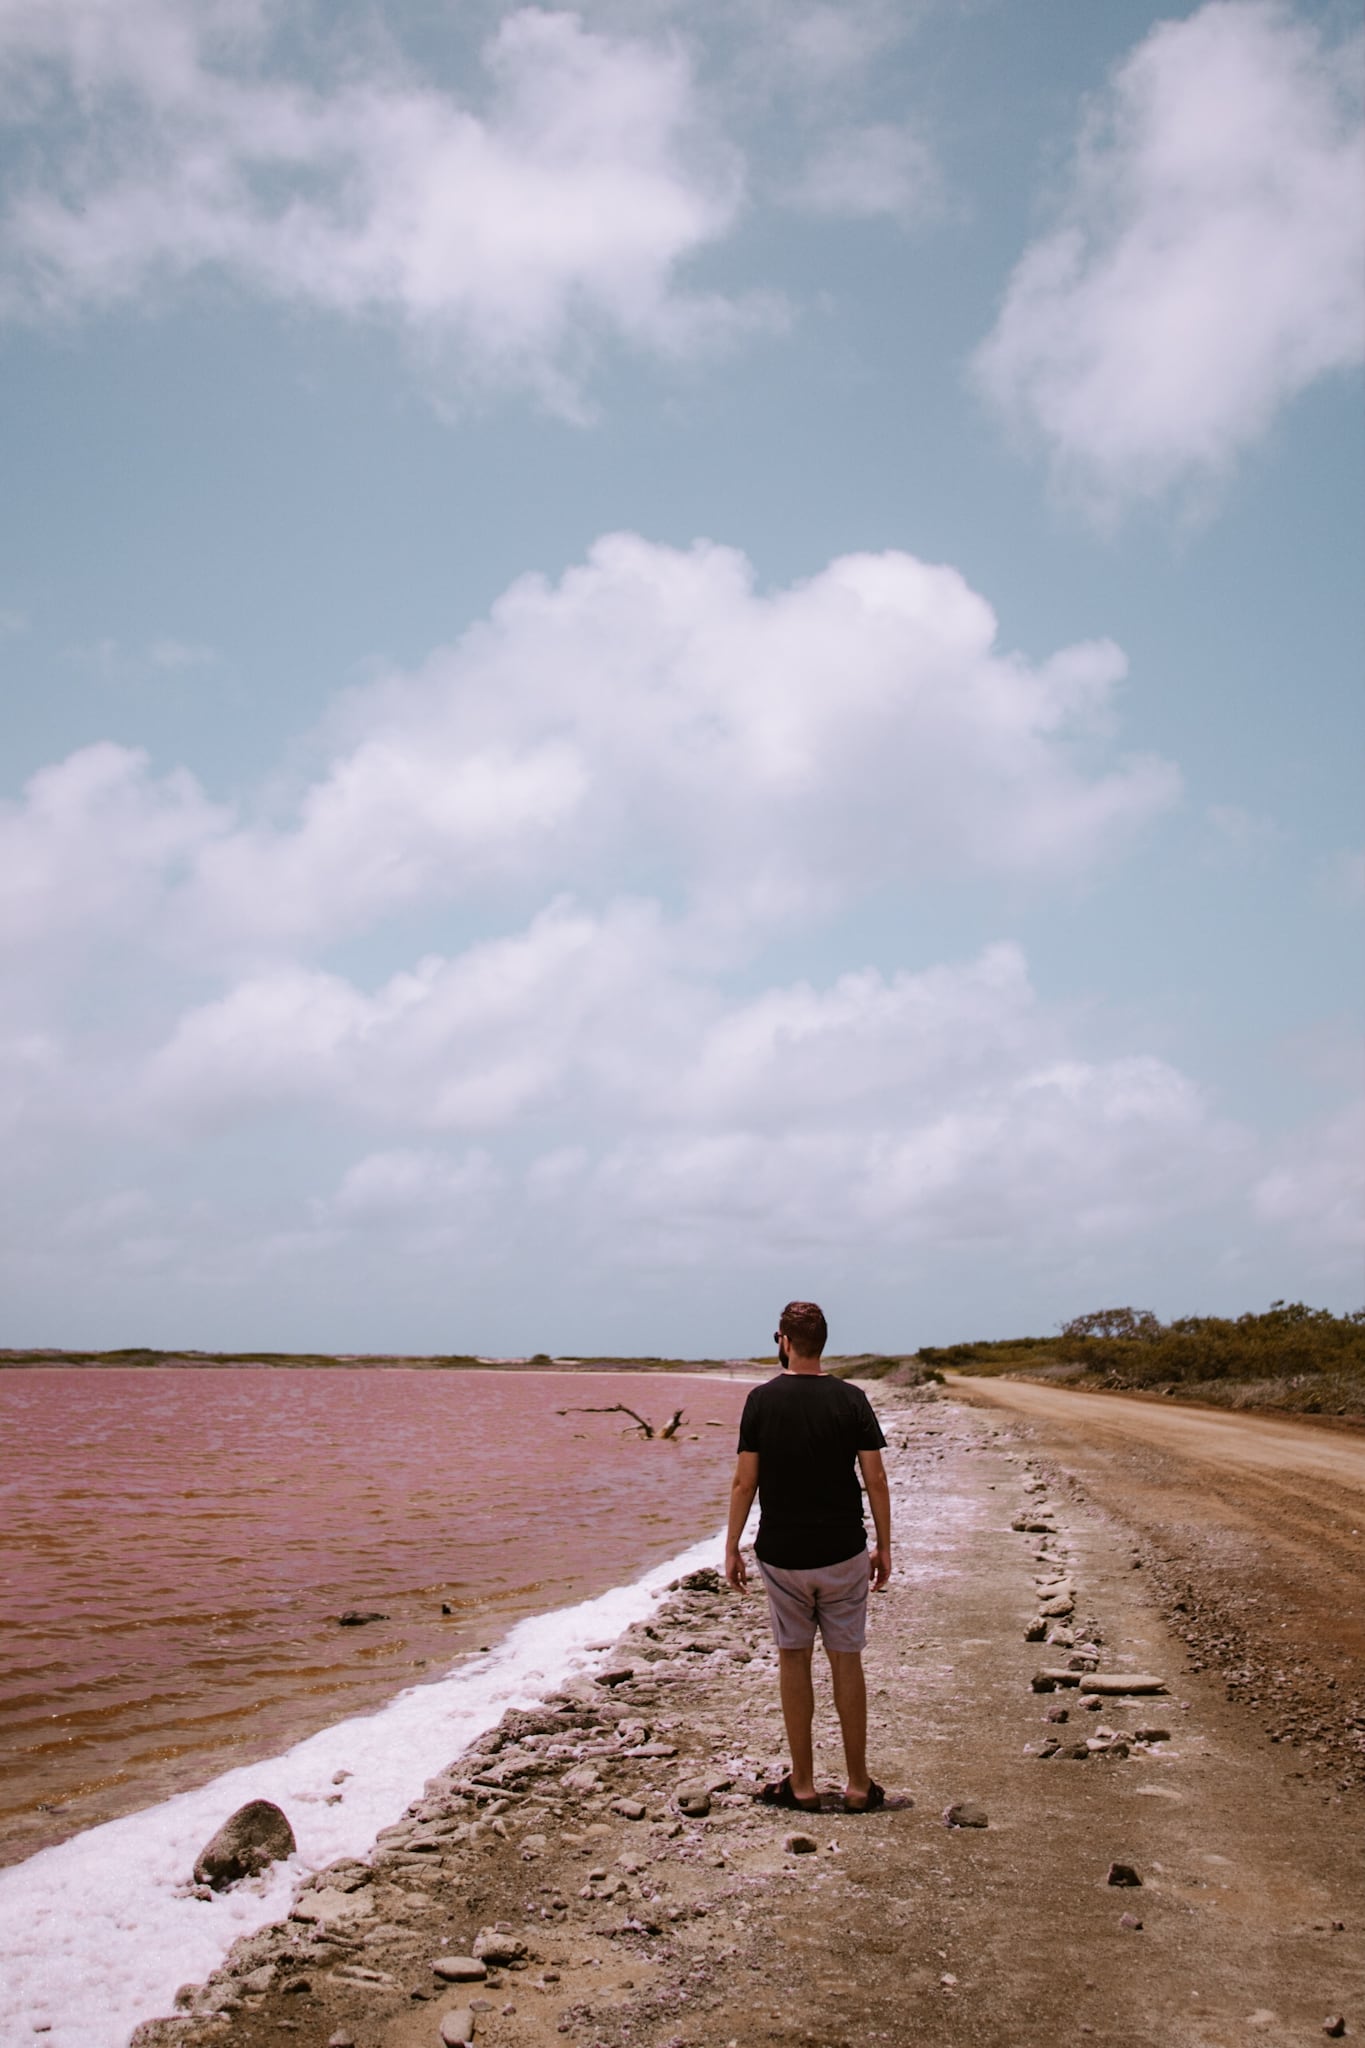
xmin=132 ymin=1391 xmax=1363 ymax=2048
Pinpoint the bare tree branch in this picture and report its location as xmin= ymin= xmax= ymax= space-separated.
xmin=556 ymin=1402 xmax=658 ymax=1437
xmin=555 ymin=1402 xmax=688 ymax=1440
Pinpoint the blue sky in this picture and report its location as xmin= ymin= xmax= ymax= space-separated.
xmin=1 ymin=0 xmax=1361 ymax=1354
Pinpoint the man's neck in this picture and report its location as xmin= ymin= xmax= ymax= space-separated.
xmin=786 ymin=1352 xmax=823 ymax=1376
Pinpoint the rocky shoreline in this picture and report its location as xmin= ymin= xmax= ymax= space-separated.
xmin=124 ymin=1391 xmax=1361 ymax=2048
xmin=132 ymin=1558 xmax=807 ymax=2048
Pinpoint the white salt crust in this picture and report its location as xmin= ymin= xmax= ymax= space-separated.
xmin=0 ymin=1526 xmax=725 ymax=2048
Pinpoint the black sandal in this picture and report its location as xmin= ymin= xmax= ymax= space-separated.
xmin=845 ymin=1779 xmax=914 ymax=1813
xmin=843 ymin=1779 xmax=886 ymax=1813
xmin=756 ymin=1774 xmax=822 ymax=1812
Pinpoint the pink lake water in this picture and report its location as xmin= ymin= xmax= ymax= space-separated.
xmin=0 ymin=1367 xmax=750 ymax=1869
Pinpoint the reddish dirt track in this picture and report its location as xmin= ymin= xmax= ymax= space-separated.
xmin=947 ymin=1374 xmax=1365 ymax=1786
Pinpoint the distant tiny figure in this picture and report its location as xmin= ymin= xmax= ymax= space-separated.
xmin=724 ymin=1300 xmax=904 ymax=1814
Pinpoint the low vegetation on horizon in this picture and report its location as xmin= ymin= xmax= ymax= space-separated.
xmin=925 ymin=1301 xmax=1365 ymax=1419
xmin=6 ymin=1305 xmax=1362 ymax=1419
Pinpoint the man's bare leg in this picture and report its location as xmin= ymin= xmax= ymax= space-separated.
xmin=828 ymin=1648 xmax=870 ymax=1803
xmin=777 ymin=1646 xmax=818 ymax=1801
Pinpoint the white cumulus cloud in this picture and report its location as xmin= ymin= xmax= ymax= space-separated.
xmin=136 ymin=915 xmax=1248 ymax=1280
xmin=973 ymin=0 xmax=1365 ymax=506
xmin=0 ymin=537 xmax=1176 ymax=977
xmin=0 ymin=2 xmax=756 ymax=409
xmin=0 ymin=741 xmax=225 ymax=957
xmin=181 ymin=534 xmax=1177 ymax=953
xmin=140 ymin=897 xmax=694 ymax=1131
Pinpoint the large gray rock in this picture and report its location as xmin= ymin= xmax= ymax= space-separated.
xmin=471 ymin=1927 xmax=525 ymax=1965
xmin=1031 ymin=1668 xmax=1166 ymax=1694
xmin=193 ymin=1800 xmax=296 ymax=1890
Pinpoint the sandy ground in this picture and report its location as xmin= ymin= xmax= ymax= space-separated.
xmin=132 ymin=1386 xmax=1363 ymax=2048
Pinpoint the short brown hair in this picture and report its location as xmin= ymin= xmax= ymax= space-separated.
xmin=778 ymin=1300 xmax=828 ymax=1356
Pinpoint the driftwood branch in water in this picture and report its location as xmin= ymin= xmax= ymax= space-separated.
xmin=555 ymin=1402 xmax=686 ymax=1440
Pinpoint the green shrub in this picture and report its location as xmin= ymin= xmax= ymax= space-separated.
xmin=1054 ymin=1300 xmax=1365 ymax=1387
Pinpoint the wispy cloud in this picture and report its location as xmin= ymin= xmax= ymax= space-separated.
xmin=786 ymin=121 xmax=941 ymax=224
xmin=973 ymin=0 xmax=1365 ymax=510
xmin=0 ymin=2 xmax=763 ymax=412
xmin=148 ymin=638 xmax=219 ymax=671
xmin=1254 ymin=1096 xmax=1365 ymax=1260
xmin=1321 ymin=848 xmax=1365 ymax=908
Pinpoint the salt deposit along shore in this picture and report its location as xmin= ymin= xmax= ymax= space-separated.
xmin=11 ymin=1390 xmax=1365 ymax=2048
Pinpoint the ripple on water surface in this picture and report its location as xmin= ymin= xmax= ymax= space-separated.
xmin=0 ymin=1365 xmax=749 ymax=1866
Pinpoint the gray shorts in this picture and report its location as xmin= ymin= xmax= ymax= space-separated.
xmin=756 ymin=1549 xmax=870 ymax=1654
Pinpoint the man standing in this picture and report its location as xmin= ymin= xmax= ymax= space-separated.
xmin=724 ymin=1300 xmax=900 ymax=1814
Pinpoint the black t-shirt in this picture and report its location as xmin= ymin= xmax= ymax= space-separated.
xmin=737 ymin=1372 xmax=887 ymax=1569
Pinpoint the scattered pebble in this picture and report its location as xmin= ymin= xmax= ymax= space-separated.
xmin=1323 ymin=2021 xmax=1346 ymax=2040
xmin=1118 ymin=1912 xmax=1143 ymax=1932
xmin=1107 ymin=1863 xmax=1142 ymax=1887
xmin=433 ymin=1957 xmax=487 ymax=1982
xmin=784 ymin=1832 xmax=819 ymax=1855
xmin=438 ymin=2010 xmax=476 ymax=2046
xmin=943 ymin=1802 xmax=988 ymax=1829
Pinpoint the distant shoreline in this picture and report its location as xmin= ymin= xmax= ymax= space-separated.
xmin=0 ymin=1349 xmax=770 ymax=1374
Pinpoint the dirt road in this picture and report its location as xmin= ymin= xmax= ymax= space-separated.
xmin=128 ymin=1387 xmax=1363 ymax=2048
xmin=948 ymin=1375 xmax=1365 ymax=1788
xmin=942 ymin=1374 xmax=1365 ymax=1489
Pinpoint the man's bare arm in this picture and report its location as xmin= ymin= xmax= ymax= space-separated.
xmin=724 ymin=1451 xmax=760 ymax=1591
xmin=858 ymin=1447 xmax=892 ymax=1590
